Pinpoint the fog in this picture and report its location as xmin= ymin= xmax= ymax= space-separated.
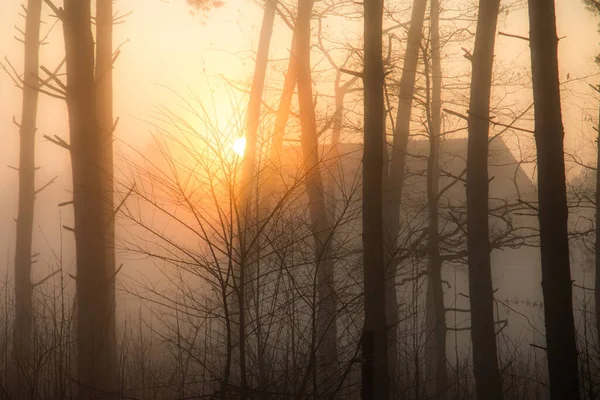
xmin=0 ymin=0 xmax=600 ymax=398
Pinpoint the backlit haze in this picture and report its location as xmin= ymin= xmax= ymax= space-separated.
xmin=0 ymin=0 xmax=599 ymax=312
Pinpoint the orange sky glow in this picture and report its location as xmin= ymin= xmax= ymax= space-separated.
xmin=0 ymin=0 xmax=599 ymax=267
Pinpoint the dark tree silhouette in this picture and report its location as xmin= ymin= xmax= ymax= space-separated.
xmin=465 ymin=0 xmax=503 ymax=398
xmin=383 ymin=0 xmax=426 ymax=385
xmin=596 ymin=101 xmax=600 ymax=351
xmin=582 ymin=0 xmax=600 ymax=360
xmin=528 ymin=0 xmax=581 ymax=397
xmin=424 ymin=0 xmax=448 ymax=396
xmin=362 ymin=0 xmax=390 ymax=398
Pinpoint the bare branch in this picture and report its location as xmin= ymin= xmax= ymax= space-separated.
xmin=43 ymin=134 xmax=70 ymax=150
xmin=40 ymin=65 xmax=67 ymax=91
xmin=339 ymin=68 xmax=363 ymax=78
xmin=498 ymin=31 xmax=529 ymax=41
xmin=35 ymin=175 xmax=58 ymax=195
xmin=62 ymin=225 xmax=75 ymax=233
xmin=33 ymin=269 xmax=61 ymax=288
xmin=42 ymin=0 xmax=64 ymax=20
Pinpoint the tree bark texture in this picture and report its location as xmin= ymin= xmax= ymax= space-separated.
xmin=528 ymin=0 xmax=581 ymax=397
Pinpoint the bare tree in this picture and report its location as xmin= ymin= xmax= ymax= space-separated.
xmin=528 ymin=0 xmax=580 ymax=397
xmin=424 ymin=0 xmax=448 ymax=396
xmin=582 ymin=0 xmax=600 ymax=359
xmin=13 ymin=0 xmax=42 ymax=395
xmin=383 ymin=0 xmax=427 ymax=385
xmin=61 ymin=0 xmax=118 ymax=397
xmin=465 ymin=0 xmax=503 ymax=398
xmin=295 ymin=0 xmax=339 ymax=392
xmin=95 ymin=0 xmax=119 ymax=395
xmin=235 ymin=0 xmax=277 ymax=394
xmin=363 ymin=0 xmax=389 ymax=397
xmin=595 ymin=103 xmax=600 ymax=352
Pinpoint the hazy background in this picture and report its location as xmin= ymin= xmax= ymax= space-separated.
xmin=0 ymin=0 xmax=598 ymax=311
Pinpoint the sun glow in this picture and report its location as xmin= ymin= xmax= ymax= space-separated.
xmin=233 ymin=136 xmax=246 ymax=157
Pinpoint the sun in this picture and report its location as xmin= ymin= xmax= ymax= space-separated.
xmin=233 ymin=136 xmax=246 ymax=157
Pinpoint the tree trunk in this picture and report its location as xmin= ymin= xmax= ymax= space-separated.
xmin=95 ymin=0 xmax=119 ymax=395
xmin=243 ymin=0 xmax=276 ymax=185
xmin=596 ymin=100 xmax=600 ymax=351
xmin=424 ymin=0 xmax=448 ymax=395
xmin=296 ymin=0 xmax=338 ymax=393
xmin=62 ymin=1 xmax=118 ymax=398
xmin=465 ymin=0 xmax=503 ymax=399
xmin=382 ymin=0 xmax=427 ymax=386
xmin=528 ymin=0 xmax=581 ymax=397
xmin=235 ymin=0 xmax=277 ymax=395
xmin=327 ymin=79 xmax=348 ymax=222
xmin=363 ymin=0 xmax=390 ymax=398
xmin=13 ymin=0 xmax=42 ymax=396
xmin=269 ymin=32 xmax=297 ymax=168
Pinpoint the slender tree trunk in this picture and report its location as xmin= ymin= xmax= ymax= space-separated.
xmin=241 ymin=0 xmax=276 ymax=192
xmin=382 ymin=0 xmax=427 ymax=386
xmin=235 ymin=0 xmax=277 ymax=395
xmin=244 ymin=0 xmax=276 ymax=178
xmin=596 ymin=101 xmax=600 ymax=350
xmin=13 ymin=0 xmax=42 ymax=396
xmin=95 ymin=0 xmax=119 ymax=395
xmin=269 ymin=32 xmax=297 ymax=167
xmin=466 ymin=0 xmax=503 ymax=398
xmin=327 ymin=80 xmax=346 ymax=222
xmin=62 ymin=1 xmax=118 ymax=398
xmin=296 ymin=0 xmax=338 ymax=393
xmin=424 ymin=0 xmax=448 ymax=395
xmin=528 ymin=0 xmax=580 ymax=397
xmin=363 ymin=0 xmax=390 ymax=398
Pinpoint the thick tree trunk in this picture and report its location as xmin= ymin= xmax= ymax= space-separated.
xmin=465 ymin=0 xmax=503 ymax=399
xmin=296 ymin=0 xmax=338 ymax=393
xmin=235 ymin=0 xmax=277 ymax=394
xmin=95 ymin=0 xmax=119 ymax=395
xmin=382 ymin=0 xmax=427 ymax=386
xmin=13 ymin=0 xmax=42 ymax=395
xmin=363 ymin=0 xmax=390 ymax=398
xmin=424 ymin=0 xmax=448 ymax=396
xmin=528 ymin=0 xmax=580 ymax=397
xmin=62 ymin=1 xmax=118 ymax=398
